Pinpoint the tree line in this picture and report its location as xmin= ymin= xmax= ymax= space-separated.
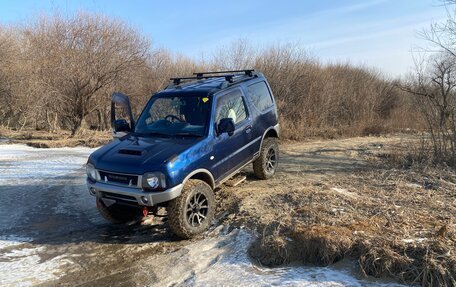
xmin=0 ymin=11 xmax=426 ymax=140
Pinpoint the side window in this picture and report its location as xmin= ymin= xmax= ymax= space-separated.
xmin=215 ymin=90 xmax=248 ymax=125
xmin=247 ymin=81 xmax=273 ymax=112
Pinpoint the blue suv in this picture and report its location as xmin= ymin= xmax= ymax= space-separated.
xmin=86 ymin=70 xmax=279 ymax=238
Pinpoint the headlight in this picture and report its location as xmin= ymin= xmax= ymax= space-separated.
xmin=86 ymin=163 xmax=99 ymax=181
xmin=142 ymin=172 xmax=166 ymax=190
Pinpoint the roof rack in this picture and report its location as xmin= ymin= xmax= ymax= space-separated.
xmin=193 ymin=69 xmax=255 ymax=78
xmin=169 ymin=69 xmax=255 ymax=85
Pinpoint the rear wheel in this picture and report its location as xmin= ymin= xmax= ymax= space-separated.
xmin=253 ymin=137 xmax=279 ymax=179
xmin=96 ymin=198 xmax=143 ymax=224
xmin=167 ymin=179 xmax=215 ymax=239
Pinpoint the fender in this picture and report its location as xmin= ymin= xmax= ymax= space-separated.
xmin=259 ymin=123 xmax=280 ymax=150
xmin=182 ymin=168 xmax=216 ymax=189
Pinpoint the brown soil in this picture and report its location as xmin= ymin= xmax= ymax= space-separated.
xmin=215 ymin=134 xmax=456 ymax=287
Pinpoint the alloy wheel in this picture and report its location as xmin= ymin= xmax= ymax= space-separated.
xmin=186 ymin=191 xmax=209 ymax=227
xmin=265 ymin=147 xmax=277 ymax=173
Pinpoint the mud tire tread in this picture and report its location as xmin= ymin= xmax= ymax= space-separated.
xmin=167 ymin=179 xmax=215 ymax=239
xmin=253 ymin=137 xmax=279 ymax=180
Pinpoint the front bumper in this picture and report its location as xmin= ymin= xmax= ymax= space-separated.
xmin=87 ymin=179 xmax=183 ymax=207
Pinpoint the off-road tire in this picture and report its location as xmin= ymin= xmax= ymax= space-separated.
xmin=167 ymin=179 xmax=215 ymax=239
xmin=253 ymin=137 xmax=279 ymax=179
xmin=96 ymin=197 xmax=143 ymax=224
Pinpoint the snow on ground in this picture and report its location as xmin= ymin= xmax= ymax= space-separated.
xmin=142 ymin=227 xmax=404 ymax=287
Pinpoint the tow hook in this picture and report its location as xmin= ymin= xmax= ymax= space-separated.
xmin=142 ymin=207 xmax=149 ymax=217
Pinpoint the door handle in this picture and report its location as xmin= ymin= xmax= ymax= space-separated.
xmin=245 ymin=125 xmax=252 ymax=134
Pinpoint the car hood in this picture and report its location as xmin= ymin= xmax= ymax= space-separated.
xmin=89 ymin=134 xmax=200 ymax=174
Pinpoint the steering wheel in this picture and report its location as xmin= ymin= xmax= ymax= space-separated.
xmin=165 ymin=114 xmax=184 ymax=122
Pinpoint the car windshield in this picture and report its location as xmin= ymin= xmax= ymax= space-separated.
xmin=134 ymin=95 xmax=211 ymax=137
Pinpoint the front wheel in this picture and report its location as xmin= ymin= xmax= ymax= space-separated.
xmin=253 ymin=137 xmax=279 ymax=179
xmin=167 ymin=179 xmax=215 ymax=239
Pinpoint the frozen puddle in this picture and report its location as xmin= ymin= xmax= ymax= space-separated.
xmin=0 ymin=236 xmax=71 ymax=286
xmin=0 ymin=144 xmax=95 ymax=286
xmin=0 ymin=144 xmax=94 ymax=186
xmin=0 ymin=245 xmax=66 ymax=287
xmin=140 ymin=228 xmax=404 ymax=287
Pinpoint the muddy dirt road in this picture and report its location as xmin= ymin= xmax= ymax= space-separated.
xmin=0 ymin=137 xmax=411 ymax=286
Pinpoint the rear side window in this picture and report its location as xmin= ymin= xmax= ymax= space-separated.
xmin=247 ymin=81 xmax=273 ymax=112
xmin=215 ymin=90 xmax=248 ymax=125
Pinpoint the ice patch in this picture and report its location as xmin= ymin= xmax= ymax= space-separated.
xmin=0 ymin=144 xmax=92 ymax=286
xmin=0 ymin=245 xmax=67 ymax=286
xmin=143 ymin=228 xmax=404 ymax=287
xmin=0 ymin=235 xmax=33 ymax=249
xmin=0 ymin=144 xmax=95 ymax=186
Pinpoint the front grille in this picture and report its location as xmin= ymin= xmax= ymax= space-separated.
xmin=98 ymin=170 xmax=139 ymax=187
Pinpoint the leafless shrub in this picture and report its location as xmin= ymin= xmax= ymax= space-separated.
xmin=210 ymin=42 xmax=407 ymax=139
xmin=400 ymin=0 xmax=456 ymax=166
xmin=403 ymin=55 xmax=456 ymax=166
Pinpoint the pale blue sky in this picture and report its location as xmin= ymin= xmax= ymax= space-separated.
xmin=0 ymin=0 xmax=447 ymax=76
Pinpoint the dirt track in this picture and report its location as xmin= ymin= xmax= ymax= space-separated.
xmin=0 ymin=135 xmax=454 ymax=286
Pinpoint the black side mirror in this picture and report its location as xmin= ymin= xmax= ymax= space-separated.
xmin=217 ymin=118 xmax=235 ymax=136
xmin=113 ymin=119 xmax=131 ymax=132
xmin=111 ymin=92 xmax=135 ymax=137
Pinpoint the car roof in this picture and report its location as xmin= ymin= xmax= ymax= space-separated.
xmin=156 ymin=72 xmax=265 ymax=97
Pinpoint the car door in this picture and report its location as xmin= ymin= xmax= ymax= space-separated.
xmin=212 ymin=88 xmax=253 ymax=180
xmin=245 ymin=80 xmax=277 ymax=156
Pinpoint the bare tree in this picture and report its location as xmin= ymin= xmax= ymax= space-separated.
xmin=402 ymin=54 xmax=456 ymax=164
xmin=399 ymin=0 xmax=456 ymax=165
xmin=0 ymin=27 xmax=24 ymax=129
xmin=21 ymin=12 xmax=150 ymax=135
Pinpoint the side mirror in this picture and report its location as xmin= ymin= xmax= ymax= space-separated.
xmin=113 ymin=119 xmax=131 ymax=132
xmin=111 ymin=92 xmax=135 ymax=138
xmin=217 ymin=118 xmax=235 ymax=136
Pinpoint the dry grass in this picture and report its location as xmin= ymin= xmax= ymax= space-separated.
xmin=358 ymin=240 xmax=456 ymax=286
xmin=0 ymin=127 xmax=111 ymax=148
xmin=216 ymin=136 xmax=456 ymax=286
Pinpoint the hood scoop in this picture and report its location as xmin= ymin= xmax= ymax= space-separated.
xmin=118 ymin=149 xmax=144 ymax=156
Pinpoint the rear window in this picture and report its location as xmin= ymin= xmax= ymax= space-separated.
xmin=247 ymin=81 xmax=273 ymax=112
